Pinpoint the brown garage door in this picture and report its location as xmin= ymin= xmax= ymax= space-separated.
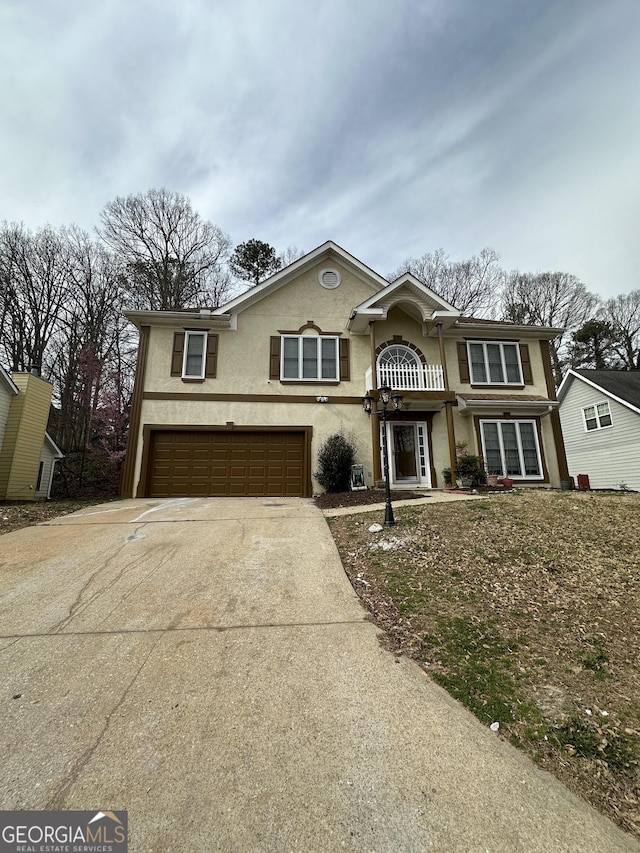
xmin=146 ymin=430 xmax=308 ymax=497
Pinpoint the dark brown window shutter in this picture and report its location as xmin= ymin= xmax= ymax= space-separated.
xmin=339 ymin=338 xmax=350 ymax=381
xmin=171 ymin=332 xmax=185 ymax=376
xmin=457 ymin=342 xmax=470 ymax=383
xmin=205 ymin=334 xmax=218 ymax=378
xmin=519 ymin=343 xmax=533 ymax=385
xmin=269 ymin=336 xmax=281 ymax=380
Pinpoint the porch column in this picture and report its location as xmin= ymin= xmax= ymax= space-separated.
xmin=437 ymin=322 xmax=457 ymax=489
xmin=369 ymin=322 xmax=382 ymax=483
xmin=540 ymin=339 xmax=570 ymax=482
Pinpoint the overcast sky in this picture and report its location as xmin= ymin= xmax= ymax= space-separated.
xmin=2 ymin=0 xmax=639 ymax=298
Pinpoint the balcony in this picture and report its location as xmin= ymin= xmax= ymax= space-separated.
xmin=365 ymin=364 xmax=446 ymax=392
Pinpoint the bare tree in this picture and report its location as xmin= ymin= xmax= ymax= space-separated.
xmin=389 ymin=247 xmax=503 ymax=317
xmin=278 ymin=245 xmax=305 ymax=267
xmin=98 ymin=188 xmax=232 ymax=309
xmin=46 ymin=227 xmax=132 ymax=453
xmin=603 ymin=291 xmax=640 ymax=370
xmin=501 ymin=271 xmax=600 ymax=384
xmin=0 ymin=222 xmax=70 ymax=372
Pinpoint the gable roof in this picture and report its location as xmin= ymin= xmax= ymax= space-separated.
xmin=44 ymin=431 xmax=64 ymax=459
xmin=558 ymin=369 xmax=640 ymax=415
xmin=214 ymin=241 xmax=387 ymax=317
xmin=0 ymin=364 xmax=19 ymax=396
xmin=347 ymin=272 xmax=460 ymax=334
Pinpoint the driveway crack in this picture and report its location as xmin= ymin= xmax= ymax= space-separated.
xmin=45 ymin=630 xmax=165 ymax=810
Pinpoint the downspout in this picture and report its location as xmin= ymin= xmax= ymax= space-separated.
xmin=437 ymin=322 xmax=457 ymax=489
xmin=120 ymin=325 xmax=150 ymax=498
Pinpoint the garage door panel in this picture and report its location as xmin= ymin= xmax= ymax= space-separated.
xmin=147 ymin=430 xmax=307 ymax=497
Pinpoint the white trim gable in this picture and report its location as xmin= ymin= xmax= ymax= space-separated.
xmin=558 ymin=369 xmax=640 ymax=418
xmin=214 ymin=241 xmax=388 ymax=318
xmin=44 ymin=431 xmax=64 ymax=459
xmin=347 ymin=273 xmax=460 ymax=334
xmin=0 ymin=365 xmax=19 ymax=396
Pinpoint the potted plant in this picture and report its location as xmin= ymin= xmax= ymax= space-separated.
xmin=456 ymin=453 xmax=486 ymax=487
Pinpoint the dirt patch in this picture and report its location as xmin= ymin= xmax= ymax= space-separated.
xmin=329 ymin=490 xmax=640 ymax=841
xmin=0 ymin=500 xmax=109 ymax=536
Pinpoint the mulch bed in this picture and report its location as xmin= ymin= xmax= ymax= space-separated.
xmin=314 ymin=489 xmax=431 ymax=510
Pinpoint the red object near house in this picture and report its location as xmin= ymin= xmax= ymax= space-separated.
xmin=577 ymin=474 xmax=590 ymax=490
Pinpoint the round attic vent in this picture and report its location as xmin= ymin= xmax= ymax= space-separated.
xmin=319 ymin=268 xmax=341 ymax=289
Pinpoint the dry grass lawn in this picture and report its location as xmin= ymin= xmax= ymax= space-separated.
xmin=0 ymin=500 xmax=107 ymax=536
xmin=329 ymin=490 xmax=640 ymax=840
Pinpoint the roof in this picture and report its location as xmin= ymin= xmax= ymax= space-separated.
xmin=122 ymin=242 xmax=565 ymax=341
xmin=44 ymin=431 xmax=64 ymax=459
xmin=0 ymin=364 xmax=19 ymax=396
xmin=451 ymin=318 xmax=563 ymax=339
xmin=214 ymin=241 xmax=386 ymax=317
xmin=457 ymin=393 xmax=551 ymax=403
xmin=456 ymin=392 xmax=557 ymax=417
xmin=457 ymin=316 xmax=515 ymax=325
xmin=558 ymin=369 xmax=640 ymax=414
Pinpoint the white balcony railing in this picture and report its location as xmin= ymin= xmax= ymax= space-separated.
xmin=365 ymin=364 xmax=446 ymax=392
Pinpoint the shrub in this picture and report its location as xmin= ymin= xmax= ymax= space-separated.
xmin=314 ymin=431 xmax=357 ymax=493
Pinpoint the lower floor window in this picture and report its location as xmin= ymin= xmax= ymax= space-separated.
xmin=480 ymin=419 xmax=542 ymax=478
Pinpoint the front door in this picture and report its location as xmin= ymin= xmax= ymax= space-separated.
xmin=383 ymin=422 xmax=431 ymax=487
xmin=391 ymin=423 xmax=419 ymax=482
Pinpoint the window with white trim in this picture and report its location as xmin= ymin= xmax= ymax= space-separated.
xmin=281 ymin=335 xmax=338 ymax=380
xmin=480 ymin=419 xmax=543 ymax=479
xmin=582 ymin=401 xmax=612 ymax=431
xmin=183 ymin=331 xmax=207 ymax=379
xmin=468 ymin=342 xmax=522 ymax=385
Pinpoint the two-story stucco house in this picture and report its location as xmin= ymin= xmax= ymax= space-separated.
xmin=120 ymin=242 xmax=569 ymax=499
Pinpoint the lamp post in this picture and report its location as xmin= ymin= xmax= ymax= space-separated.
xmin=363 ymin=385 xmax=404 ymax=526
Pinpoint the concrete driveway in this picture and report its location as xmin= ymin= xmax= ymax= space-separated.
xmin=0 ymin=497 xmax=637 ymax=852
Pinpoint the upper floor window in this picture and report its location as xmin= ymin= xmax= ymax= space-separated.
xmin=183 ymin=331 xmax=207 ymax=379
xmin=282 ymin=335 xmax=338 ymax=380
xmin=468 ymin=342 xmax=522 ymax=385
xmin=582 ymin=401 xmax=612 ymax=431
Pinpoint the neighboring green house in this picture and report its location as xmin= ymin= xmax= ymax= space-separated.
xmin=0 ymin=367 xmax=64 ymax=501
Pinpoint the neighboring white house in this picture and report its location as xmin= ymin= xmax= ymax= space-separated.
xmin=558 ymin=369 xmax=640 ymax=491
xmin=36 ymin=432 xmax=65 ymax=499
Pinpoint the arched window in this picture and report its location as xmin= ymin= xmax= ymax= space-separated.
xmin=377 ymin=345 xmax=423 ymax=389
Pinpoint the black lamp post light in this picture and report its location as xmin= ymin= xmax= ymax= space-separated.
xmin=363 ymin=385 xmax=404 ymax=526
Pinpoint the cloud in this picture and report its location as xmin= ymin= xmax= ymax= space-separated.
xmin=0 ymin=0 xmax=638 ymax=297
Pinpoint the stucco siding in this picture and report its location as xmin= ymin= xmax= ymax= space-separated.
xmin=145 ymin=264 xmax=376 ymax=396
xmin=134 ymin=398 xmax=375 ymax=495
xmin=559 ymin=378 xmax=640 ymax=490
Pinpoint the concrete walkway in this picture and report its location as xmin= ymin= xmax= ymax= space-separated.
xmin=0 ymin=497 xmax=637 ymax=852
